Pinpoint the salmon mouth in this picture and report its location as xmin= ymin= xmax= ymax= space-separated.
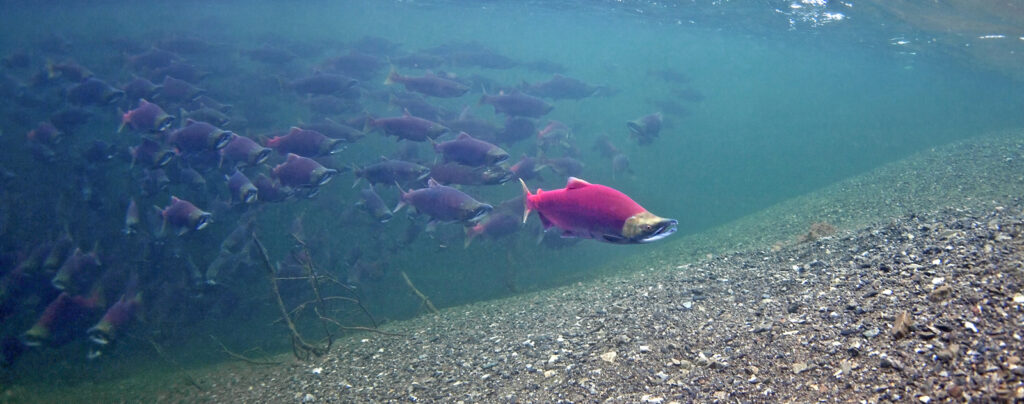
xmin=155 ymin=150 xmax=175 ymax=167
xmin=325 ymin=139 xmax=347 ymax=155
xmin=193 ymin=213 xmax=212 ymax=231
xmin=638 ymin=219 xmax=677 ymax=243
xmin=156 ymin=115 xmax=176 ymax=132
xmin=623 ymin=212 xmax=678 ymax=243
xmin=251 ymin=147 xmax=272 ymax=166
xmin=316 ymin=168 xmax=340 ymax=186
xmin=87 ymin=324 xmax=113 ymax=345
xmin=626 ymin=121 xmax=644 ymax=137
xmin=468 ymin=204 xmax=493 ymax=223
xmin=242 ymin=188 xmax=258 ymax=204
xmin=212 ymin=131 xmax=234 ymax=150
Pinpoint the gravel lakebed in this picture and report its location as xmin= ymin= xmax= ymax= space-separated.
xmin=16 ymin=130 xmax=1024 ymax=403
xmin=193 ymin=205 xmax=1024 ymax=403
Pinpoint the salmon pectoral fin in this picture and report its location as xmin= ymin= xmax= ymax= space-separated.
xmin=537 ymin=212 xmax=554 ymax=230
xmin=602 ymin=233 xmax=627 ymax=243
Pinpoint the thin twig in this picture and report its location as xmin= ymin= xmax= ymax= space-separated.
xmin=320 ymin=316 xmax=406 ymax=337
xmin=291 ymin=234 xmax=334 ymax=352
xmin=400 ymin=271 xmax=439 ymax=314
xmin=210 ymin=335 xmax=282 ymax=366
xmin=145 ymin=337 xmax=203 ymax=391
xmin=252 ymin=233 xmax=327 ymax=359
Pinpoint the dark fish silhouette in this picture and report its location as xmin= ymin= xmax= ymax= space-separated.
xmin=480 ymin=91 xmax=553 ymax=118
xmin=432 ymin=132 xmax=509 ymax=167
xmin=385 ymin=68 xmax=469 ymax=98
xmin=396 ymin=178 xmax=493 ymax=227
xmin=521 ymin=74 xmax=603 ymax=100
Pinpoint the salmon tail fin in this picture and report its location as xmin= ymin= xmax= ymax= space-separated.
xmin=275 ymin=75 xmax=288 ymax=92
xmin=393 ymin=181 xmax=408 ymax=212
xmin=117 ymin=108 xmax=127 ymax=133
xmin=45 ymin=59 xmax=58 ymax=79
xmin=384 ymin=65 xmax=397 ymax=86
xmin=350 ymin=164 xmax=362 ymax=188
xmin=519 ymin=178 xmax=532 ymax=224
xmin=478 ymin=84 xmax=489 ymax=106
xmin=463 ymin=226 xmax=477 ymax=249
xmin=362 ymin=113 xmax=376 ymax=134
xmin=153 ymin=205 xmax=167 ymax=238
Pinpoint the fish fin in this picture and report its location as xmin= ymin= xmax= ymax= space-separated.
xmin=602 ymin=234 xmax=627 ymax=243
xmin=425 ymin=220 xmax=438 ymax=233
xmin=154 ymin=205 xmax=167 ymax=238
xmin=537 ymin=212 xmax=553 ymax=229
xmin=402 ymin=108 xmax=411 ymax=117
xmin=427 ymin=178 xmax=440 ymax=188
xmin=463 ymin=227 xmax=476 ymax=249
xmin=384 ymin=66 xmax=397 ymax=86
xmin=534 ymin=227 xmax=545 ymax=245
xmin=518 ymin=178 xmax=532 ymax=223
xmin=455 ymin=132 xmax=470 ymax=140
xmin=560 ymin=229 xmax=577 ymax=239
xmin=287 ymin=127 xmax=302 ymax=136
xmin=362 ymin=114 xmax=374 ymax=133
xmin=393 ymin=181 xmax=408 ymax=212
xmin=565 ymin=177 xmax=590 ymax=189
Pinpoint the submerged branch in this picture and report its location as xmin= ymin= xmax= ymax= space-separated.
xmin=210 ymin=335 xmax=282 ymax=366
xmin=145 ymin=336 xmax=204 ymax=391
xmin=400 ymin=271 xmax=439 ymax=314
xmin=252 ymin=233 xmax=328 ymax=360
xmin=291 ymin=234 xmax=335 ymax=352
xmin=320 ymin=316 xmax=406 ymax=337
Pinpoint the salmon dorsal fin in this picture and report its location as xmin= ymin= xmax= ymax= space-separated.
xmin=427 ymin=178 xmax=441 ymax=188
xmin=456 ymin=132 xmax=471 ymax=140
xmin=565 ymin=177 xmax=590 ymax=189
xmin=288 ymin=127 xmax=302 ymax=136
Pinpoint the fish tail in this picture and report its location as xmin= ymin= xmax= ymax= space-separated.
xmin=519 ymin=178 xmax=532 ymax=224
xmin=393 ymin=181 xmax=408 ymax=212
xmin=478 ymin=84 xmax=488 ymax=106
xmin=463 ymin=226 xmax=477 ymax=249
xmin=362 ymin=114 xmax=376 ymax=134
xmin=384 ymin=65 xmax=397 ymax=86
xmin=117 ymin=108 xmax=127 ymax=133
xmin=45 ymin=59 xmax=58 ymax=79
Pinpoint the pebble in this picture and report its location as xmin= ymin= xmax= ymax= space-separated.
xmin=863 ymin=327 xmax=880 ymax=338
xmin=964 ymin=321 xmax=979 ymax=333
xmin=600 ymin=351 xmax=617 ymax=363
xmin=880 ymin=356 xmax=904 ymax=371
